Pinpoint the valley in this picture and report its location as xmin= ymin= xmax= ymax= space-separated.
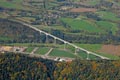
xmin=0 ymin=0 xmax=120 ymax=60
xmin=1 ymin=0 xmax=120 ymax=79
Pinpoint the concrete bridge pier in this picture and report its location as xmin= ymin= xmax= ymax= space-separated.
xmin=39 ymin=31 xmax=42 ymax=35
xmin=45 ymin=33 xmax=49 ymax=43
xmin=54 ymin=37 xmax=57 ymax=44
xmin=86 ymin=52 xmax=90 ymax=60
xmin=64 ymin=42 xmax=67 ymax=50
xmin=75 ymin=47 xmax=78 ymax=54
xmin=39 ymin=31 xmax=42 ymax=43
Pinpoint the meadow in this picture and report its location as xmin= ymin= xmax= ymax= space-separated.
xmin=75 ymin=43 xmax=120 ymax=60
xmin=24 ymin=47 xmax=34 ymax=53
xmin=49 ymin=49 xmax=77 ymax=58
xmin=60 ymin=17 xmax=118 ymax=35
xmin=0 ymin=0 xmax=32 ymax=10
xmin=35 ymin=47 xmax=50 ymax=55
xmin=96 ymin=11 xmax=120 ymax=22
xmin=60 ymin=18 xmax=101 ymax=33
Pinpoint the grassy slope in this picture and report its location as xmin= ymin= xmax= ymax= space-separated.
xmin=96 ymin=11 xmax=120 ymax=21
xmin=96 ymin=21 xmax=118 ymax=34
xmin=60 ymin=17 xmax=118 ymax=35
xmin=0 ymin=0 xmax=30 ymax=10
xmin=0 ymin=0 xmax=23 ymax=9
xmin=60 ymin=18 xmax=102 ymax=33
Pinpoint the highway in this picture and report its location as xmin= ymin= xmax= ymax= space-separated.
xmin=19 ymin=21 xmax=109 ymax=60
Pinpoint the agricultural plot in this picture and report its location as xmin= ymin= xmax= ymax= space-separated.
xmin=0 ymin=36 xmax=12 ymax=41
xmin=86 ymin=0 xmax=100 ymax=6
xmin=70 ymin=8 xmax=97 ymax=13
xmin=24 ymin=47 xmax=35 ymax=53
xmin=35 ymin=47 xmax=50 ymax=55
xmin=96 ymin=21 xmax=118 ymax=34
xmin=78 ymin=50 xmax=100 ymax=60
xmin=75 ymin=43 xmax=120 ymax=60
xmin=49 ymin=49 xmax=77 ymax=58
xmin=96 ymin=11 xmax=120 ymax=21
xmin=0 ymin=0 xmax=31 ymax=10
xmin=99 ymin=45 xmax=120 ymax=59
xmin=15 ymin=17 xmax=36 ymax=23
xmin=0 ymin=0 xmax=23 ymax=9
xmin=60 ymin=17 xmax=118 ymax=35
xmin=60 ymin=18 xmax=102 ymax=33
xmin=78 ymin=51 xmax=87 ymax=59
xmin=89 ymin=54 xmax=101 ymax=60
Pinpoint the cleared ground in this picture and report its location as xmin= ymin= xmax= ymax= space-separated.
xmin=99 ymin=45 xmax=120 ymax=56
xmin=70 ymin=8 xmax=97 ymax=13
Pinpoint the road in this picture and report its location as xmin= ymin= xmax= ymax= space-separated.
xmin=30 ymin=47 xmax=39 ymax=54
xmin=17 ymin=21 xmax=109 ymax=60
xmin=45 ymin=48 xmax=53 ymax=56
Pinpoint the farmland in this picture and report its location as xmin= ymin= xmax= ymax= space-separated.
xmin=1 ymin=1 xmax=120 ymax=80
xmin=60 ymin=18 xmax=118 ymax=34
xmin=35 ymin=47 xmax=50 ymax=55
xmin=60 ymin=18 xmax=102 ymax=33
xmin=24 ymin=47 xmax=34 ymax=53
xmin=70 ymin=8 xmax=97 ymax=13
xmin=0 ymin=0 xmax=30 ymax=10
xmin=100 ymin=45 xmax=120 ymax=56
xmin=0 ymin=0 xmax=120 ymax=60
xmin=95 ymin=11 xmax=120 ymax=22
xmin=49 ymin=49 xmax=77 ymax=58
xmin=75 ymin=43 xmax=120 ymax=60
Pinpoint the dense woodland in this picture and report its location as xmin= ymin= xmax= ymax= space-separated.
xmin=0 ymin=53 xmax=120 ymax=80
xmin=0 ymin=19 xmax=42 ymax=43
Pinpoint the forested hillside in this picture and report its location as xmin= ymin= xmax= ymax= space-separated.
xmin=0 ymin=53 xmax=120 ymax=80
xmin=0 ymin=19 xmax=42 ymax=43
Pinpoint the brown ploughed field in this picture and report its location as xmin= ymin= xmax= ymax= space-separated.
xmin=99 ymin=45 xmax=120 ymax=56
xmin=70 ymin=8 xmax=97 ymax=13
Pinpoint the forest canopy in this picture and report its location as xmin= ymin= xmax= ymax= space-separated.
xmin=0 ymin=52 xmax=120 ymax=80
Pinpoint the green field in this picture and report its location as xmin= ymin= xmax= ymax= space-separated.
xmin=96 ymin=21 xmax=118 ymax=34
xmin=78 ymin=51 xmax=87 ymax=59
xmin=87 ymin=0 xmax=100 ymax=6
xmin=60 ymin=18 xmax=102 ymax=33
xmin=96 ymin=11 xmax=120 ymax=21
xmin=0 ymin=36 xmax=12 ymax=41
xmin=75 ymin=44 xmax=102 ymax=51
xmin=78 ymin=50 xmax=101 ymax=60
xmin=75 ymin=43 xmax=120 ymax=60
xmin=34 ymin=25 xmax=67 ymax=32
xmin=60 ymin=18 xmax=118 ymax=34
xmin=0 ymin=0 xmax=31 ymax=10
xmin=25 ymin=47 xmax=34 ymax=53
xmin=49 ymin=49 xmax=76 ymax=58
xmin=35 ymin=47 xmax=50 ymax=55
xmin=0 ymin=1 xmax=23 ymax=9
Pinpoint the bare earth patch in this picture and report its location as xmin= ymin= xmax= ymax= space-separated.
xmin=99 ymin=45 xmax=120 ymax=56
xmin=70 ymin=8 xmax=97 ymax=13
